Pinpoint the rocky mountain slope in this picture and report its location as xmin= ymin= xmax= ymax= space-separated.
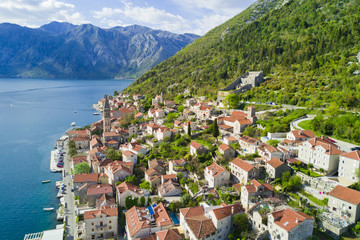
xmin=125 ymin=0 xmax=360 ymax=109
xmin=0 ymin=22 xmax=198 ymax=79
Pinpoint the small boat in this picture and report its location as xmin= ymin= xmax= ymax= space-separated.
xmin=93 ymin=112 xmax=100 ymax=115
xmin=74 ymin=111 xmax=77 ymax=114
xmin=42 ymin=180 xmax=51 ymax=184
xmin=71 ymin=122 xmax=76 ymax=126
xmin=43 ymin=207 xmax=54 ymax=211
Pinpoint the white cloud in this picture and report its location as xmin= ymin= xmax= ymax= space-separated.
xmin=0 ymin=0 xmax=87 ymax=27
xmin=182 ymin=0 xmax=254 ymax=15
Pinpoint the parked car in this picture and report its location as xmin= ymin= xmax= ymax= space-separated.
xmin=350 ymin=147 xmax=360 ymax=151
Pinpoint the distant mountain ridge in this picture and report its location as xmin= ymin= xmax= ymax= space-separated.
xmin=0 ymin=21 xmax=199 ymax=79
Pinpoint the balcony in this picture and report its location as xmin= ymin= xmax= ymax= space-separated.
xmin=96 ymin=224 xmax=107 ymax=229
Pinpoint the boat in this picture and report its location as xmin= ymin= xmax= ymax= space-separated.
xmin=43 ymin=207 xmax=54 ymax=211
xmin=93 ymin=112 xmax=100 ymax=115
xmin=42 ymin=180 xmax=51 ymax=184
xmin=74 ymin=111 xmax=77 ymax=114
xmin=71 ymin=122 xmax=76 ymax=126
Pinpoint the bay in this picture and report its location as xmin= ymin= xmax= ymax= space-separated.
xmin=0 ymin=78 xmax=132 ymax=239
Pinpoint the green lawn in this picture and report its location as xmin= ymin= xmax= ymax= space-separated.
xmin=299 ymin=168 xmax=323 ymax=177
xmin=299 ymin=189 xmax=327 ymax=206
xmin=298 ymin=120 xmax=321 ymax=136
xmin=195 ymin=139 xmax=213 ymax=149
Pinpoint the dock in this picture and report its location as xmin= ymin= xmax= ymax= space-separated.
xmin=50 ymin=150 xmax=63 ymax=172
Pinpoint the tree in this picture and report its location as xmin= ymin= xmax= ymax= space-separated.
xmin=187 ymin=122 xmax=191 ymax=137
xmin=106 ymin=148 xmax=122 ymax=161
xmin=213 ymin=118 xmax=219 ymax=138
xmin=125 ymin=175 xmax=138 ymax=185
xmin=74 ymin=162 xmax=90 ymax=174
xmin=177 ymin=105 xmax=185 ymax=112
xmin=139 ymin=181 xmax=152 ymax=191
xmin=223 ymin=94 xmax=240 ymax=109
xmin=181 ymin=193 xmax=191 ymax=205
xmin=233 ymin=214 xmax=250 ymax=234
xmin=267 ymin=139 xmax=280 ymax=147
xmin=68 ymin=148 xmax=77 ymax=157
xmin=68 ymin=140 xmax=76 ymax=149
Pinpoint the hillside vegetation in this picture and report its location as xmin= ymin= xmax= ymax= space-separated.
xmin=125 ymin=0 xmax=360 ymax=109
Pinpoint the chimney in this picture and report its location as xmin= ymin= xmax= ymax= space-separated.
xmin=296 ymin=218 xmax=299 ymax=223
xmin=231 ymin=206 xmax=234 ymax=215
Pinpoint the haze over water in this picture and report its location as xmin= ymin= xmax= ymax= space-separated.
xmin=0 ymin=78 xmax=132 ymax=239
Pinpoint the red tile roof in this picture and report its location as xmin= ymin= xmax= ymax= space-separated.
xmin=267 ymin=157 xmax=284 ymax=169
xmin=206 ymin=163 xmax=227 ymax=177
xmin=219 ymin=143 xmax=230 ymax=151
xmin=116 ymin=182 xmax=139 ymax=194
xmin=73 ymin=173 xmax=98 ymax=183
xmin=180 ymin=206 xmax=216 ymax=238
xmin=340 ymin=151 xmax=360 ymax=161
xmin=156 ymin=229 xmax=182 ymax=240
xmin=231 ymin=158 xmax=254 ymax=172
xmin=84 ymin=206 xmax=118 ymax=220
xmin=329 ymin=185 xmax=360 ymax=205
xmin=212 ymin=203 xmax=244 ymax=220
xmin=271 ymin=208 xmax=313 ymax=232
xmin=87 ymin=184 xmax=113 ymax=196
xmin=190 ymin=141 xmax=202 ymax=149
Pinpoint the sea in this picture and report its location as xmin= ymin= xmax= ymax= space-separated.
xmin=0 ymin=78 xmax=133 ymax=239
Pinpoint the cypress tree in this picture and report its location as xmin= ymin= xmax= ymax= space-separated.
xmin=213 ymin=118 xmax=219 ymax=139
xmin=187 ymin=122 xmax=191 ymax=137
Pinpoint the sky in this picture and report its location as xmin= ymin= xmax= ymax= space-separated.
xmin=0 ymin=0 xmax=257 ymax=35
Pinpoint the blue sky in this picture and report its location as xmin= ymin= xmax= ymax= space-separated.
xmin=0 ymin=0 xmax=256 ymax=35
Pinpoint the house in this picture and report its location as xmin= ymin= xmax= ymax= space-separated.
xmin=298 ymin=137 xmax=344 ymax=174
xmin=238 ymin=135 xmax=261 ymax=154
xmin=104 ymin=161 xmax=133 ymax=185
xmin=145 ymin=168 xmax=162 ymax=188
xmin=152 ymin=93 xmax=164 ymax=105
xmin=155 ymin=127 xmax=172 ymax=141
xmin=204 ymin=163 xmax=230 ymax=188
xmin=230 ymin=157 xmax=258 ymax=184
xmin=84 ymin=206 xmax=118 ymax=240
xmin=122 ymin=150 xmax=138 ymax=164
xmin=148 ymin=159 xmax=166 ymax=174
xmin=266 ymin=157 xmax=292 ymax=179
xmin=125 ymin=203 xmax=173 ymax=240
xmin=183 ymin=122 xmax=198 ymax=134
xmin=112 ymin=108 xmax=134 ymax=118
xmin=267 ymin=208 xmax=314 ymax=240
xmin=134 ymin=112 xmax=144 ymax=119
xmin=218 ymin=143 xmax=236 ymax=159
xmin=155 ymin=109 xmax=165 ymax=118
xmin=116 ymin=182 xmax=150 ymax=207
xmin=168 ymin=159 xmax=187 ymax=176
xmin=258 ymin=143 xmax=284 ymax=160
xmin=241 ymin=179 xmax=273 ymax=209
xmin=72 ymin=155 xmax=88 ymax=169
xmin=328 ymin=185 xmax=360 ymax=223
xmin=161 ymin=174 xmax=177 ymax=184
xmin=90 ymin=137 xmax=103 ymax=149
xmin=95 ymin=193 xmax=116 ymax=209
xmin=224 ymin=136 xmax=238 ymax=145
xmin=81 ymin=184 xmax=113 ymax=207
xmin=338 ymin=151 xmax=360 ymax=185
xmin=73 ymin=136 xmax=90 ymax=149
xmin=120 ymin=142 xmax=148 ymax=156
xmin=217 ymin=106 xmax=257 ymax=134
xmin=158 ymin=180 xmax=182 ymax=197
xmin=180 ymin=204 xmax=244 ymax=240
xmin=155 ymin=229 xmax=182 ymax=240
xmin=190 ymin=141 xmax=208 ymax=156
xmin=287 ymin=130 xmax=315 ymax=141
xmin=73 ymin=173 xmax=98 ymax=191
xmin=147 ymin=123 xmax=160 ymax=135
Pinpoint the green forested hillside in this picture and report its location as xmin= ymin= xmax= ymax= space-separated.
xmin=125 ymin=0 xmax=360 ymax=109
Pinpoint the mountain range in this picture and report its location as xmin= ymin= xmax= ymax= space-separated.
xmin=125 ymin=0 xmax=360 ymax=109
xmin=0 ymin=22 xmax=199 ymax=79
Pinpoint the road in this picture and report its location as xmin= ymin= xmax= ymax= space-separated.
xmin=291 ymin=116 xmax=359 ymax=152
xmin=62 ymin=141 xmax=76 ymax=240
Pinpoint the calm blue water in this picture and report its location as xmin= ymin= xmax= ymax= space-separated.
xmin=0 ymin=78 xmax=133 ymax=239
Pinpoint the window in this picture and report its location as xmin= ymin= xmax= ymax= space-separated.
xmin=349 ymin=206 xmax=352 ymax=210
xmin=92 ymin=229 xmax=94 ymax=232
xmin=109 ymin=220 xmax=112 ymax=224
xmin=100 ymin=221 xmax=103 ymax=226
xmin=92 ymin=223 xmax=94 ymax=226
xmin=92 ymin=235 xmax=95 ymax=239
xmin=109 ymin=226 xmax=112 ymax=230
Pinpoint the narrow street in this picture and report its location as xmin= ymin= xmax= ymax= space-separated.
xmin=62 ymin=141 xmax=76 ymax=240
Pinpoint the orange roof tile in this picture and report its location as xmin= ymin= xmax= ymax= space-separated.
xmin=231 ymin=158 xmax=254 ymax=172
xmin=271 ymin=208 xmax=313 ymax=232
xmin=73 ymin=173 xmax=98 ymax=183
xmin=329 ymin=185 xmax=360 ymax=205
xmin=340 ymin=151 xmax=360 ymax=161
xmin=267 ymin=157 xmax=284 ymax=169
xmin=84 ymin=206 xmax=118 ymax=220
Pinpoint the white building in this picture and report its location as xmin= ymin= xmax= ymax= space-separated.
xmin=116 ymin=182 xmax=150 ymax=207
xmin=230 ymin=157 xmax=258 ymax=184
xmin=267 ymin=208 xmax=314 ymax=240
xmin=84 ymin=206 xmax=118 ymax=240
xmin=204 ymin=163 xmax=230 ymax=188
xmin=338 ymin=151 xmax=360 ymax=185
xmin=298 ymin=137 xmax=343 ymax=174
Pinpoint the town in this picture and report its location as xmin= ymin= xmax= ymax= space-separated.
xmin=53 ymin=90 xmax=360 ymax=240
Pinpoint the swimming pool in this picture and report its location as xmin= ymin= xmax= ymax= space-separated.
xmin=147 ymin=204 xmax=157 ymax=215
xmin=170 ymin=213 xmax=180 ymax=225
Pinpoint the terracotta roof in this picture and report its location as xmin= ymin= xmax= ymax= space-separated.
xmin=190 ymin=141 xmax=202 ymax=149
xmin=251 ymin=179 xmax=262 ymax=188
xmin=233 ymin=183 xmax=242 ymax=192
xmin=231 ymin=158 xmax=254 ymax=172
xmin=149 ymin=159 xmax=165 ymax=169
xmin=239 ymin=135 xmax=259 ymax=145
xmin=72 ymin=156 xmax=88 ymax=166
xmin=244 ymin=185 xmax=257 ymax=193
xmin=123 ymin=150 xmax=136 ymax=158
xmin=116 ymin=182 xmax=139 ymax=194
xmin=171 ymin=158 xmax=187 ymax=166
xmin=212 ymin=203 xmax=244 ymax=220
xmin=158 ymin=180 xmax=182 ymax=196
xmin=219 ymin=143 xmax=230 ymax=151
xmin=161 ymin=174 xmax=177 ymax=181
xmin=148 ymin=123 xmax=160 ymax=129
xmin=290 ymin=130 xmax=315 ymax=139
xmin=225 ymin=136 xmax=237 ymax=142
xmin=340 ymin=151 xmax=360 ymax=161
xmin=236 ymin=119 xmax=252 ymax=125
xmin=145 ymin=167 xmax=162 ymax=177
xmin=180 ymin=206 xmax=216 ymax=238
xmin=106 ymin=160 xmax=133 ymax=175
xmin=73 ymin=173 xmax=98 ymax=183
xmin=264 ymin=144 xmax=279 ymax=153
xmin=180 ymin=206 xmax=205 ymax=218
xmin=305 ymin=137 xmax=343 ymax=155
xmin=84 ymin=206 xmax=118 ymax=220
xmin=267 ymin=157 xmax=284 ymax=169
xmin=329 ymin=185 xmax=360 ymax=205
xmin=73 ymin=137 xmax=90 ymax=141
xmin=218 ymin=124 xmax=233 ymax=129
xmin=231 ymin=111 xmax=247 ymax=119
xmin=153 ymin=203 xmax=172 ymax=227
xmin=205 ymin=163 xmax=227 ymax=178
xmin=117 ymin=108 xmax=133 ymax=114
xmin=156 ymin=229 xmax=182 ymax=240
xmin=107 ymin=140 xmax=118 ymax=144
xmin=103 ymin=131 xmax=120 ymax=137
xmin=125 ymin=206 xmax=151 ymax=237
xmin=87 ymin=184 xmax=113 ymax=196
xmin=271 ymin=208 xmax=313 ymax=232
